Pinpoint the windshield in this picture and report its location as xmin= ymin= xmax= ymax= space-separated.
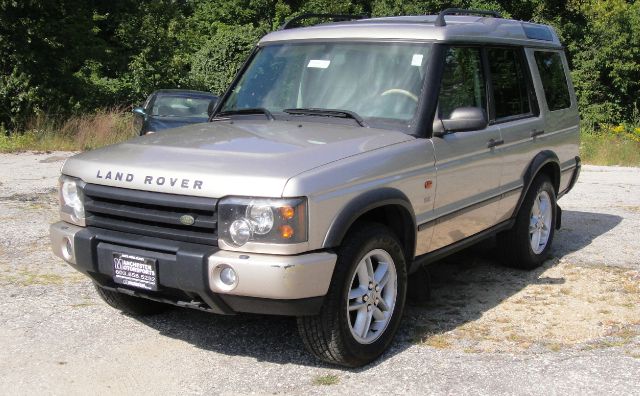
xmin=151 ymin=95 xmax=213 ymax=118
xmin=220 ymin=42 xmax=432 ymax=130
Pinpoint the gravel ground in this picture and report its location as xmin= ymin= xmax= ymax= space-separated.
xmin=0 ymin=151 xmax=638 ymax=395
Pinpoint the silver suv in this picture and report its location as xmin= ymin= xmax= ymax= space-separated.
xmin=50 ymin=9 xmax=581 ymax=367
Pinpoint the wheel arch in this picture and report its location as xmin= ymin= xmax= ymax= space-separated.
xmin=513 ymin=150 xmax=560 ymax=217
xmin=323 ymin=188 xmax=417 ymax=263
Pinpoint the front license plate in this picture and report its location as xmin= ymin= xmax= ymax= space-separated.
xmin=112 ymin=253 xmax=158 ymax=291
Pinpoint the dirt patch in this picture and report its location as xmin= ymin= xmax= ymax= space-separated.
xmin=0 ymin=188 xmax=58 ymax=209
xmin=39 ymin=156 xmax=69 ymax=163
xmin=620 ymin=205 xmax=640 ymax=214
xmin=410 ymin=258 xmax=640 ymax=353
xmin=0 ymin=269 xmax=84 ymax=287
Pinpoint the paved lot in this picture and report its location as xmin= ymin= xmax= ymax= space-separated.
xmin=0 ymin=152 xmax=638 ymax=395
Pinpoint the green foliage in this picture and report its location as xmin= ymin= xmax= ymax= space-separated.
xmin=570 ymin=0 xmax=640 ymax=127
xmin=190 ymin=24 xmax=266 ymax=94
xmin=1 ymin=0 xmax=639 ymax=133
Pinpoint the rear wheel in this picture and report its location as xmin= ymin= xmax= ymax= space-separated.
xmin=93 ymin=283 xmax=169 ymax=316
xmin=297 ymin=223 xmax=407 ymax=367
xmin=500 ymin=175 xmax=557 ymax=270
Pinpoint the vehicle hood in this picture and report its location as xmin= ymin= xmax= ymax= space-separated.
xmin=63 ymin=120 xmax=414 ymax=197
xmin=147 ymin=116 xmax=208 ymax=131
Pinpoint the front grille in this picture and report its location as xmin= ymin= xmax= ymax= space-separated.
xmin=83 ymin=184 xmax=218 ymax=245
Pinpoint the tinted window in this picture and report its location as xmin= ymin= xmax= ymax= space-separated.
xmin=535 ymin=51 xmax=571 ymax=111
xmin=439 ymin=47 xmax=486 ymax=119
xmin=488 ymin=48 xmax=532 ymax=119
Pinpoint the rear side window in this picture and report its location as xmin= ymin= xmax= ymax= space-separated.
xmin=439 ymin=47 xmax=486 ymax=119
xmin=535 ymin=51 xmax=571 ymax=111
xmin=487 ymin=48 xmax=532 ymax=119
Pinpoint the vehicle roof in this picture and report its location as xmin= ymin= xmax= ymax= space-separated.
xmin=153 ymin=89 xmax=218 ymax=97
xmin=260 ymin=15 xmax=562 ymax=48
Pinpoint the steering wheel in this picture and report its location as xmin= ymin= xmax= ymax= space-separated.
xmin=380 ymin=88 xmax=419 ymax=103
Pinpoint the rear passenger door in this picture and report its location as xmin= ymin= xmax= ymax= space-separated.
xmin=485 ymin=47 xmax=545 ymax=222
xmin=530 ymin=49 xmax=581 ymax=194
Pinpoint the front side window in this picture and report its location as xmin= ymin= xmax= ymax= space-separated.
xmin=438 ymin=47 xmax=487 ymax=119
xmin=487 ymin=47 xmax=532 ymax=119
xmin=220 ymin=42 xmax=432 ymax=130
xmin=534 ymin=51 xmax=571 ymax=111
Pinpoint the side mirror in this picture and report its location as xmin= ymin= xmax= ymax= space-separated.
xmin=132 ymin=107 xmax=146 ymax=117
xmin=435 ymin=107 xmax=488 ymax=136
xmin=132 ymin=107 xmax=145 ymax=134
xmin=207 ymin=98 xmax=219 ymax=118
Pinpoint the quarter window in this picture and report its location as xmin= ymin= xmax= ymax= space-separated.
xmin=438 ymin=47 xmax=486 ymax=119
xmin=487 ymin=48 xmax=532 ymax=119
xmin=534 ymin=51 xmax=571 ymax=111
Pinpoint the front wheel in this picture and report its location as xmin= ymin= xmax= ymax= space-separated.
xmin=297 ymin=223 xmax=407 ymax=367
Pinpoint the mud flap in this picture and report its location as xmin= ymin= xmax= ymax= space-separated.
xmin=407 ymin=264 xmax=431 ymax=304
xmin=556 ymin=205 xmax=562 ymax=230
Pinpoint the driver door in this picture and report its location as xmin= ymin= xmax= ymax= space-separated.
xmin=429 ymin=46 xmax=503 ymax=252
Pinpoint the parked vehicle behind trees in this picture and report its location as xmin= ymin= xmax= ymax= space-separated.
xmin=133 ymin=90 xmax=218 ymax=135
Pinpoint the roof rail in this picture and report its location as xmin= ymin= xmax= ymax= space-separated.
xmin=280 ymin=13 xmax=369 ymax=30
xmin=434 ymin=8 xmax=502 ymax=27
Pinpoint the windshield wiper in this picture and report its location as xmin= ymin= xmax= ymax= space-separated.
xmin=283 ymin=108 xmax=369 ymax=127
xmin=214 ymin=108 xmax=275 ymax=121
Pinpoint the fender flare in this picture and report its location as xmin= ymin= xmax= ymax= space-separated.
xmin=513 ymin=150 xmax=560 ymax=217
xmin=322 ymin=188 xmax=416 ymax=259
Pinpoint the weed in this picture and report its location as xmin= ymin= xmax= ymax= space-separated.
xmin=0 ymin=110 xmax=136 ymax=153
xmin=547 ymin=343 xmax=564 ymax=352
xmin=312 ymin=374 xmax=339 ymax=386
xmin=622 ymin=282 xmax=640 ymax=295
xmin=421 ymin=333 xmax=453 ymax=349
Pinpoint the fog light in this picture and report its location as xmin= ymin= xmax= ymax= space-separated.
xmin=219 ymin=266 xmax=237 ymax=286
xmin=212 ymin=264 xmax=238 ymax=292
xmin=62 ymin=237 xmax=73 ymax=261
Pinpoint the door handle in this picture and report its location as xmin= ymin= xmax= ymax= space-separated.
xmin=531 ymin=129 xmax=545 ymax=138
xmin=487 ymin=139 xmax=504 ymax=149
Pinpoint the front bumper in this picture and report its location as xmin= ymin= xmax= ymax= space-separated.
xmin=50 ymin=222 xmax=336 ymax=316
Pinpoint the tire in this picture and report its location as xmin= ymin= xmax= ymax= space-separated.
xmin=93 ymin=283 xmax=170 ymax=316
xmin=500 ymin=175 xmax=557 ymax=270
xmin=297 ymin=223 xmax=407 ymax=367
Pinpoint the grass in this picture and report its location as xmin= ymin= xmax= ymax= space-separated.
xmin=0 ymin=109 xmax=136 ymax=153
xmin=312 ymin=374 xmax=340 ymax=386
xmin=580 ymin=129 xmax=640 ymax=166
xmin=0 ymin=270 xmax=66 ymax=286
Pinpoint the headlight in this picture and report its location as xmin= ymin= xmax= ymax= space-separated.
xmin=59 ymin=175 xmax=86 ymax=226
xmin=218 ymin=197 xmax=307 ymax=248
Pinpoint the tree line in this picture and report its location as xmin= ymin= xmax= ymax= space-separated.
xmin=1 ymin=0 xmax=638 ymax=133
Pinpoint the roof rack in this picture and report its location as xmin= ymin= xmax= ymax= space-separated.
xmin=280 ymin=13 xmax=369 ymax=30
xmin=434 ymin=8 xmax=502 ymax=27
